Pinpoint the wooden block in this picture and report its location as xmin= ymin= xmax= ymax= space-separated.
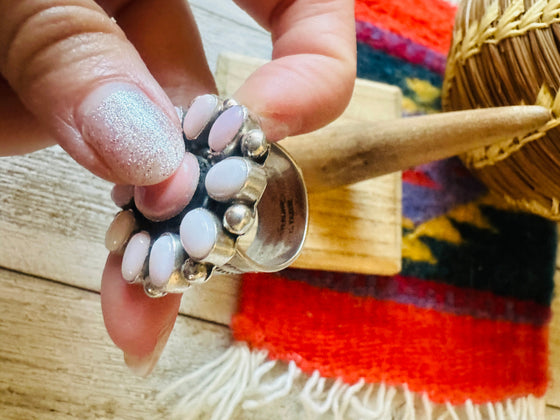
xmin=293 ymin=176 xmax=401 ymax=274
xmin=216 ymin=52 xmax=403 ymax=275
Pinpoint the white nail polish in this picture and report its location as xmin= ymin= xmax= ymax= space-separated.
xmin=121 ymin=231 xmax=151 ymax=282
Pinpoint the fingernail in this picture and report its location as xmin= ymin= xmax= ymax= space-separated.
xmin=134 ymin=152 xmax=200 ymax=222
xmin=258 ymin=116 xmax=291 ymax=141
xmin=123 ymin=321 xmax=174 ymax=377
xmin=78 ymin=82 xmax=185 ymax=185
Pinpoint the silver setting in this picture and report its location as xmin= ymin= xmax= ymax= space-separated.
xmin=241 ymin=129 xmax=269 ymax=160
xmin=109 ymin=95 xmax=309 ymax=298
xmin=223 ymin=203 xmax=255 ymax=235
xmin=144 ymin=270 xmax=191 ymax=297
xmin=144 ymin=282 xmax=167 ymax=298
xmin=222 ymin=98 xmax=240 ymax=109
xmin=188 ymin=208 xmax=236 ymax=267
xmin=220 ymin=144 xmax=308 ymax=274
xmin=181 ymin=259 xmax=211 ymax=285
xmin=144 ymin=233 xmax=188 ymax=297
xmin=130 ymin=272 xmax=145 ymax=285
xmin=206 ymin=157 xmax=267 ymax=203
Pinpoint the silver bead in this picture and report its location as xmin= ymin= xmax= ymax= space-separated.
xmin=144 ymin=282 xmax=168 ymax=298
xmin=241 ymin=129 xmax=269 ymax=160
xmin=181 ymin=258 xmax=210 ymax=284
xmin=222 ymin=98 xmax=240 ymax=109
xmin=223 ymin=203 xmax=255 ymax=235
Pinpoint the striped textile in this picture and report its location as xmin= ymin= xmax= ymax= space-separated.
xmin=230 ymin=0 xmax=558 ymax=416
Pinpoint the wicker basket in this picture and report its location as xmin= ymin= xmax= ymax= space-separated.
xmin=443 ymin=0 xmax=560 ymax=219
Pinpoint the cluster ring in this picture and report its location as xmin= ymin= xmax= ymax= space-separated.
xmin=104 ymin=95 xmax=308 ymax=297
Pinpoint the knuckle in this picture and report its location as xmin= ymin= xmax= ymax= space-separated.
xmin=0 ymin=2 xmax=121 ymax=91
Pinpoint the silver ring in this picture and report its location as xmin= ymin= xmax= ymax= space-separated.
xmin=105 ymin=95 xmax=308 ymax=297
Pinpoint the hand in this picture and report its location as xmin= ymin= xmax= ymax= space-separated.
xmin=0 ymin=0 xmax=356 ymax=375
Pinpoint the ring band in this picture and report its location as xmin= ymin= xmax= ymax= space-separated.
xmin=105 ymin=95 xmax=308 ymax=297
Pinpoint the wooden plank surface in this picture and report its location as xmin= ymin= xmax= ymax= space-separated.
xmin=549 ymin=407 xmax=560 ymax=420
xmin=189 ymin=0 xmax=271 ymax=72
xmin=0 ymin=268 xmax=300 ymax=420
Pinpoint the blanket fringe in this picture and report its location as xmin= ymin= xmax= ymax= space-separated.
xmin=158 ymin=343 xmax=545 ymax=420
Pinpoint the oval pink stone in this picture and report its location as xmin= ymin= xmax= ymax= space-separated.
xmin=121 ymin=231 xmax=151 ymax=282
xmin=180 ymin=208 xmax=217 ymax=260
xmin=183 ymin=94 xmax=219 ymax=140
xmin=205 ymin=157 xmax=249 ymax=201
xmin=149 ymin=234 xmax=179 ymax=287
xmin=208 ymin=105 xmax=244 ymax=152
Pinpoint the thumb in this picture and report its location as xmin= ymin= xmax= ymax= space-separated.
xmin=0 ymin=1 xmax=185 ymax=185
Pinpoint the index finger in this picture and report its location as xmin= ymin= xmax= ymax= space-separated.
xmin=233 ymin=0 xmax=356 ymax=140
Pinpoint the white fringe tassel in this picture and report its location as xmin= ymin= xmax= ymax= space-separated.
xmin=158 ymin=343 xmax=545 ymax=420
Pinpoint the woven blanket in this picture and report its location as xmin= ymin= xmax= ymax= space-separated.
xmin=164 ymin=1 xmax=558 ymax=418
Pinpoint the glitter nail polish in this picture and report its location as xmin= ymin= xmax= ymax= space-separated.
xmin=78 ymin=83 xmax=185 ymax=185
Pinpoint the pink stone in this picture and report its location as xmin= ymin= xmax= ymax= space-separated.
xmin=180 ymin=208 xmax=217 ymax=260
xmin=205 ymin=157 xmax=248 ymax=201
xmin=208 ymin=105 xmax=244 ymax=152
xmin=105 ymin=210 xmax=137 ymax=252
xmin=111 ymin=184 xmax=134 ymax=207
xmin=121 ymin=231 xmax=151 ymax=282
xmin=183 ymin=94 xmax=219 ymax=140
xmin=149 ymin=234 xmax=181 ymax=287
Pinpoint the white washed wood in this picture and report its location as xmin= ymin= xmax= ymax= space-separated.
xmin=189 ymin=0 xmax=272 ymax=72
xmin=0 ymin=269 xmax=303 ymax=420
xmin=0 ymin=147 xmax=114 ymax=291
xmin=0 ymin=146 xmax=242 ymax=324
